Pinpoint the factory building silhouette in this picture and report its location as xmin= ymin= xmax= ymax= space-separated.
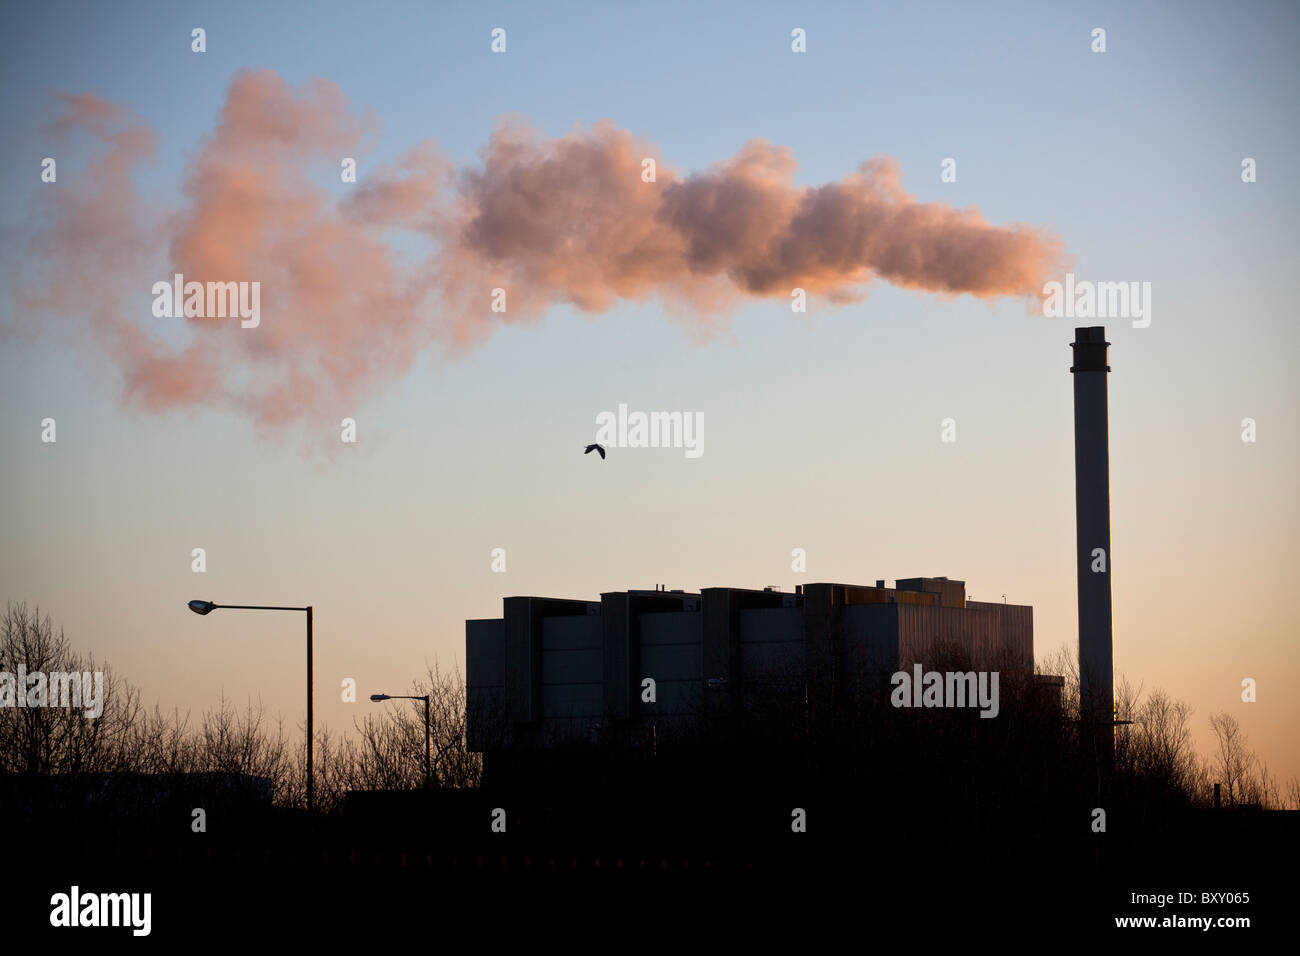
xmin=465 ymin=326 xmax=1111 ymax=781
xmin=466 ymin=576 xmax=1048 ymax=779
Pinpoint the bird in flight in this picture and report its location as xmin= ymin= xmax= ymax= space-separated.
xmin=584 ymin=443 xmax=606 ymax=460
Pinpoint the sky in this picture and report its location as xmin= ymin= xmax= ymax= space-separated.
xmin=1 ymin=0 xmax=1297 ymax=786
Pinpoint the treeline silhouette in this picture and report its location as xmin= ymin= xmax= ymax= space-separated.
xmin=2 ymin=600 xmax=1293 ymax=841
xmin=0 ymin=603 xmax=479 ymax=817
xmin=8 ymin=596 xmax=1300 ymax=944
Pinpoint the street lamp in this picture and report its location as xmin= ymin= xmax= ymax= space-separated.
xmin=187 ymin=600 xmax=315 ymax=813
xmin=370 ymin=693 xmax=432 ymax=789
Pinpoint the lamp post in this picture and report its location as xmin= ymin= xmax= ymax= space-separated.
xmin=188 ymin=600 xmax=315 ymax=813
xmin=370 ymin=693 xmax=432 ymax=789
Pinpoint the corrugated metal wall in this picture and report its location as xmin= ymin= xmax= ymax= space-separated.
xmin=897 ymin=604 xmax=1032 ymax=670
xmin=966 ymin=601 xmax=1033 ymax=668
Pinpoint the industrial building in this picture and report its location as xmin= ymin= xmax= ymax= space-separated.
xmin=466 ymin=577 xmax=1036 ymax=760
xmin=461 ymin=325 xmax=1114 ymax=777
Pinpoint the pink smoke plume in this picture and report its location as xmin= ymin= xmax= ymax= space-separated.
xmin=11 ymin=69 xmax=1066 ymax=429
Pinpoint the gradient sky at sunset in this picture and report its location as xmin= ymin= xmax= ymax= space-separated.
xmin=2 ymin=1 xmax=1297 ymax=784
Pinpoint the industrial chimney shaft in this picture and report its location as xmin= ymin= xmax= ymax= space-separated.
xmin=1071 ymin=326 xmax=1114 ymax=727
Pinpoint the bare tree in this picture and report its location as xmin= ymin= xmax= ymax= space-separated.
xmin=0 ymin=602 xmax=139 ymax=775
xmin=1208 ymin=711 xmax=1264 ymax=807
xmin=1135 ymin=689 xmax=1198 ymax=792
xmin=194 ymin=694 xmax=291 ymax=795
xmin=350 ymin=661 xmax=481 ymax=791
xmin=114 ymin=704 xmax=197 ymax=775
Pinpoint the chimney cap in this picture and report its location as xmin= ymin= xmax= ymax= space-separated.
xmin=1070 ymin=326 xmax=1111 ymax=373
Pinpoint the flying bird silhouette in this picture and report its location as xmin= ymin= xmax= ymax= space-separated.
xmin=584 ymin=443 xmax=606 ymax=460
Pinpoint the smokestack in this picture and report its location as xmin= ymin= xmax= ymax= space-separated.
xmin=1071 ymin=327 xmax=1114 ymax=726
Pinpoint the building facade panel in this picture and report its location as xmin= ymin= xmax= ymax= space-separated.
xmin=639 ymin=610 xmax=702 ymax=645
xmin=640 ymin=642 xmax=702 ymax=683
xmin=842 ymin=603 xmax=901 ymax=674
xmin=651 ymin=678 xmax=703 ymax=716
xmin=539 ymin=648 xmax=603 ymax=685
xmin=541 ymin=614 xmax=602 ymax=651
xmin=540 ymin=682 xmax=603 ymax=718
xmin=466 ymin=618 xmax=506 ymax=752
xmin=739 ymin=639 xmax=805 ymax=682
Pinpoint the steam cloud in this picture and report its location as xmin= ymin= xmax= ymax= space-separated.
xmin=10 ymin=70 xmax=1066 ymax=429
